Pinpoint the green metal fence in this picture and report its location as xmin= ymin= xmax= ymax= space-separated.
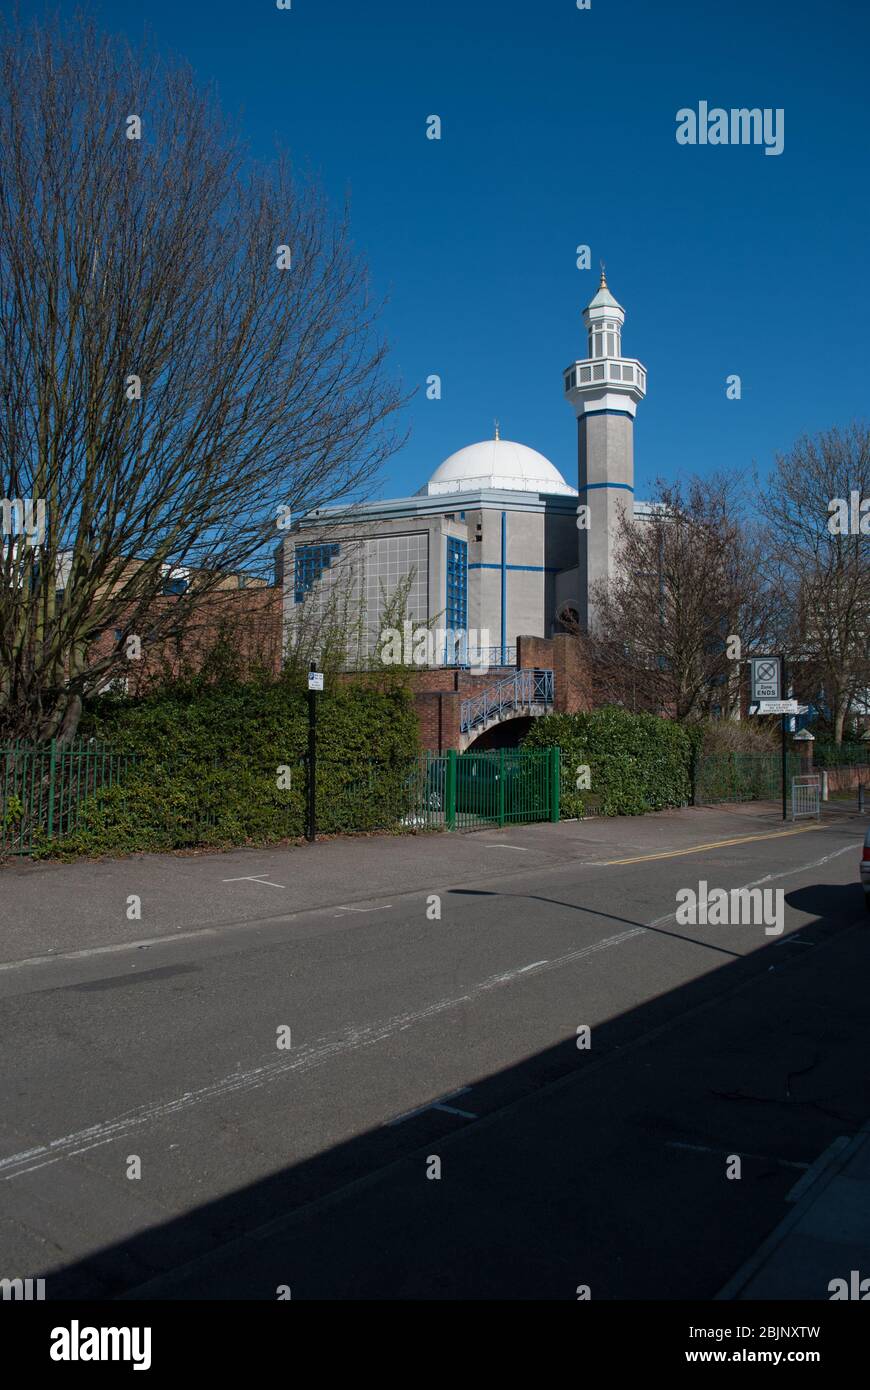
xmin=813 ymin=742 xmax=870 ymax=769
xmin=1 ymin=740 xmax=138 ymax=855
xmin=0 ymin=744 xmax=560 ymax=856
xmin=693 ymin=751 xmax=800 ymax=806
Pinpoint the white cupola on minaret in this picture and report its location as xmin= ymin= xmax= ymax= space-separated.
xmin=563 ymin=265 xmax=646 ymax=413
xmin=584 ymin=266 xmax=624 ymax=359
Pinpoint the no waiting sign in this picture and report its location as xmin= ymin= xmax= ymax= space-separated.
xmin=750 ymin=656 xmax=781 ymax=702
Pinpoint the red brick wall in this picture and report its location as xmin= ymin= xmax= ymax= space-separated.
xmin=88 ymin=587 xmax=283 ymax=692
xmin=517 ymin=634 xmax=592 ymax=713
xmin=516 ymin=636 xmax=553 ymax=671
xmin=822 ymin=764 xmax=870 ymax=795
xmin=407 ymin=638 xmax=593 ymax=749
xmin=414 ymin=691 xmax=461 ymax=752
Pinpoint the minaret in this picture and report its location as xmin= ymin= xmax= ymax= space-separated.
xmin=563 ymin=267 xmax=646 ymax=630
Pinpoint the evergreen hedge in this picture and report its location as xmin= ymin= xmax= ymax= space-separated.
xmin=522 ymin=706 xmax=698 ymax=817
xmin=44 ymin=679 xmax=422 ymax=856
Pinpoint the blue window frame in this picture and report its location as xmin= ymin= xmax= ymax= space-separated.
xmin=445 ymin=536 xmax=467 ymax=633
xmin=294 ymin=543 xmax=339 ymax=603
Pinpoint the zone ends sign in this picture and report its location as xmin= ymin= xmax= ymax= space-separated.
xmin=750 ymin=656 xmax=781 ymax=703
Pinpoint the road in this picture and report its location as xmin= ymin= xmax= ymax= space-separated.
xmin=1 ymin=802 xmax=868 ymax=1299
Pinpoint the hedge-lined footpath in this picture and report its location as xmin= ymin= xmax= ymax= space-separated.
xmin=523 ymin=706 xmax=699 ymax=817
xmin=43 ymin=680 xmax=421 ymax=857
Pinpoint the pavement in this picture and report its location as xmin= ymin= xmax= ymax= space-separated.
xmin=718 ymin=1123 xmax=870 ymax=1300
xmin=1 ymin=800 xmax=869 ymax=1300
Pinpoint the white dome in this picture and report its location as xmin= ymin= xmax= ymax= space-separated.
xmin=423 ymin=438 xmax=576 ymax=496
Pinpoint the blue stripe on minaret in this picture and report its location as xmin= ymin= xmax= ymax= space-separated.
xmin=580 ymin=408 xmax=634 ymax=419
xmin=578 ymin=482 xmax=635 ymax=493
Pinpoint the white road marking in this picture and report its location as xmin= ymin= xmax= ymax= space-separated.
xmin=333 ymin=904 xmax=392 ymax=916
xmin=222 ymin=875 xmax=285 ymax=889
xmin=0 ymin=930 xmax=218 ymax=974
xmin=389 ymin=1087 xmax=476 ymax=1125
xmin=0 ymin=934 xmax=641 ymax=1180
xmin=647 ymin=840 xmax=859 ymax=932
xmin=1 ymin=836 xmax=859 ymax=1179
xmin=486 ymin=845 xmax=532 ymax=851
xmin=666 ymin=1140 xmax=809 ymax=1171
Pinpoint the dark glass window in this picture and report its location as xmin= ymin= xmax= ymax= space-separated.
xmin=294 ymin=543 xmax=340 ymax=604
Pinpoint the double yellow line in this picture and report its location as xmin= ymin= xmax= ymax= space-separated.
xmin=598 ymin=823 xmax=825 ymax=867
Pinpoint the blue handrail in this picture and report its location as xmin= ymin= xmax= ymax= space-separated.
xmin=460 ymin=669 xmax=554 ymax=734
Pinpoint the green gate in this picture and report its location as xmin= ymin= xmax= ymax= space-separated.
xmin=442 ymin=747 xmax=559 ymax=830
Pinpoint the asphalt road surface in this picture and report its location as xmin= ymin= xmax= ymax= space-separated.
xmin=1 ymin=802 xmax=868 ymax=1299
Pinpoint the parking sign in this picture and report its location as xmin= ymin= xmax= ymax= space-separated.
xmin=750 ymin=656 xmax=781 ymax=703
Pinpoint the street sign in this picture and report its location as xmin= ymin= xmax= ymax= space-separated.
xmin=307 ymin=671 xmax=324 ymax=692
xmin=757 ymin=699 xmax=799 ymax=715
xmin=750 ymin=656 xmax=781 ymax=703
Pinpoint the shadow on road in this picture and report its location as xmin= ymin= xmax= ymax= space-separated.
xmin=42 ymin=883 xmax=870 ymax=1300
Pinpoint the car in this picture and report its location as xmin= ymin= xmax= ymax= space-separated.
xmin=862 ymin=825 xmax=870 ymax=911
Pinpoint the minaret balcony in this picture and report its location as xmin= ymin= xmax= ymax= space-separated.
xmin=563 ymin=357 xmax=647 ymax=398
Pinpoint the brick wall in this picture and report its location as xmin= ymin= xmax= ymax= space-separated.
xmin=414 ymin=691 xmax=461 ymax=752
xmin=517 ymin=633 xmax=592 ymax=713
xmin=88 ymin=586 xmax=283 ymax=692
xmin=821 ymin=764 xmax=870 ymax=796
xmin=408 ymin=638 xmax=592 ymax=749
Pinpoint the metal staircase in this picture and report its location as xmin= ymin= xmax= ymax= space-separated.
xmin=460 ymin=668 xmax=554 ymax=741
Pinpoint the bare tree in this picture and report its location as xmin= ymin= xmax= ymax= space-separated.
xmin=0 ymin=13 xmax=406 ymax=741
xmin=759 ymin=424 xmax=870 ymax=743
xmin=587 ymin=474 xmax=773 ymax=722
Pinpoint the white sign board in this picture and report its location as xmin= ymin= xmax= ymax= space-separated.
xmin=307 ymin=672 xmax=324 ymax=692
xmin=750 ymin=656 xmax=781 ymax=702
xmin=756 ymin=699 xmax=799 ymax=715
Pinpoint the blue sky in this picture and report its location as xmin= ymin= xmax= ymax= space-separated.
xmin=19 ymin=0 xmax=870 ymax=504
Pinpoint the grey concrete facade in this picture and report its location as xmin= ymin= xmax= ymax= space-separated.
xmin=281 ymin=271 xmax=649 ymax=662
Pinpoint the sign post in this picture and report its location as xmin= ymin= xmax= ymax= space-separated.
xmin=780 ymin=657 xmax=788 ymax=822
xmin=749 ymin=656 xmax=789 ymax=821
xmin=306 ymin=664 xmax=323 ymax=842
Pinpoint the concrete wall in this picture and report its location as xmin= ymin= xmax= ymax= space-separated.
xmin=577 ymin=412 xmax=633 ymax=631
xmin=287 ymin=494 xmax=579 ymax=663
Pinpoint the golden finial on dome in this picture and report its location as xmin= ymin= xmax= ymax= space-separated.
xmin=599 ymin=260 xmax=607 ymax=288
xmin=494 ymin=418 xmax=500 ymax=441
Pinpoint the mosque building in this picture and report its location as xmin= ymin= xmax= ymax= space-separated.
xmin=281 ymin=269 xmax=653 ymax=665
